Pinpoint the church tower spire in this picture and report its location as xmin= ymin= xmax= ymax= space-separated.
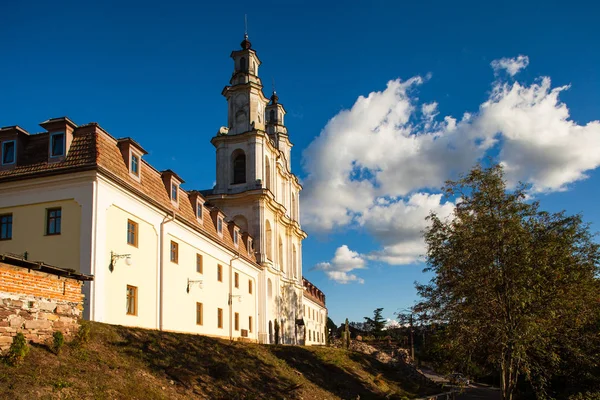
xmin=221 ymin=32 xmax=270 ymax=135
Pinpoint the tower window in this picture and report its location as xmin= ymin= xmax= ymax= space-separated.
xmin=270 ymin=110 xmax=275 ymax=123
xmin=240 ymin=57 xmax=247 ymax=72
xmin=232 ymin=151 xmax=246 ymax=184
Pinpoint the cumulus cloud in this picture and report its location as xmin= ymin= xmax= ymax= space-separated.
xmin=313 ymin=245 xmax=366 ymax=284
xmin=302 ymin=55 xmax=600 ymax=282
xmin=491 ymin=55 xmax=529 ymax=77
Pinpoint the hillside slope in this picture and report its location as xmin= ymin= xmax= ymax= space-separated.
xmin=0 ymin=322 xmax=439 ymax=399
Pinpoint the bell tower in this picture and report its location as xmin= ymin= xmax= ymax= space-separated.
xmin=222 ymin=35 xmax=270 ymax=135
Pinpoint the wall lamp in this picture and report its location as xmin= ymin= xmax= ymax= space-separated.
xmin=187 ymin=278 xmax=203 ymax=293
xmin=228 ymin=294 xmax=242 ymax=305
xmin=109 ymin=251 xmax=132 ymax=272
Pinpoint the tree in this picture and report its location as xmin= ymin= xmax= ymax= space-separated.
xmin=416 ymin=164 xmax=600 ymax=400
xmin=364 ymin=308 xmax=386 ymax=338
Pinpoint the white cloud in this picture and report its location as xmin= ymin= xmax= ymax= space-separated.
xmin=313 ymin=245 xmax=366 ymax=284
xmin=302 ymin=56 xmax=600 ymax=282
xmin=491 ymin=55 xmax=530 ymax=77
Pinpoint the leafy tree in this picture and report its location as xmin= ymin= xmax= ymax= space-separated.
xmin=364 ymin=308 xmax=386 ymax=337
xmin=416 ymin=164 xmax=600 ymax=400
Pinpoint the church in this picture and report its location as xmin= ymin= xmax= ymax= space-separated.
xmin=0 ymin=35 xmax=327 ymax=345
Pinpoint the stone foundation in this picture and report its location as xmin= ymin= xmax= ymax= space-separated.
xmin=0 ymin=260 xmax=86 ymax=352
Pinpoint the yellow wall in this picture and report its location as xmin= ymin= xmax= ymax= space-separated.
xmin=104 ymin=205 xmax=158 ymax=329
xmin=0 ymin=200 xmax=81 ymax=271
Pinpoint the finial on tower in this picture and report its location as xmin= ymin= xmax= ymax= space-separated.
xmin=241 ymin=14 xmax=252 ymax=49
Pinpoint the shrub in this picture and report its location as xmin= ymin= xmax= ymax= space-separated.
xmin=75 ymin=321 xmax=91 ymax=345
xmin=52 ymin=331 xmax=65 ymax=354
xmin=569 ymin=393 xmax=600 ymax=400
xmin=7 ymin=333 xmax=29 ymax=365
xmin=274 ymin=320 xmax=280 ymax=345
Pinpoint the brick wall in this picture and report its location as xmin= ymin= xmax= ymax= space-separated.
xmin=0 ymin=262 xmax=85 ymax=352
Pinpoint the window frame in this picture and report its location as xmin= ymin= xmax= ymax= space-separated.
xmin=126 ymin=285 xmax=138 ymax=316
xmin=217 ymin=264 xmax=223 ymax=282
xmin=248 ymin=279 xmax=252 ymax=295
xmin=196 ymin=302 xmax=203 ymax=325
xmin=1 ymin=140 xmax=16 ymax=165
xmin=196 ymin=201 xmax=203 ymax=221
xmin=171 ymin=182 xmax=178 ymax=202
xmin=131 ymin=153 xmax=140 ymax=177
xmin=249 ymin=316 xmax=253 ymax=333
xmin=196 ymin=253 xmax=203 ymax=274
xmin=49 ymin=132 xmax=66 ymax=158
xmin=234 ymin=272 xmax=239 ymax=288
xmin=217 ymin=308 xmax=223 ymax=329
xmin=46 ymin=207 xmax=62 ymax=236
xmin=170 ymin=240 xmax=179 ymax=264
xmin=217 ymin=217 xmax=223 ymax=236
xmin=234 ymin=312 xmax=240 ymax=331
xmin=127 ymin=219 xmax=138 ymax=247
xmin=0 ymin=213 xmax=13 ymax=240
xmin=233 ymin=229 xmax=239 ymax=246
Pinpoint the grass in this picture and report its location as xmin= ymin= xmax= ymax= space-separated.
xmin=0 ymin=322 xmax=440 ymax=399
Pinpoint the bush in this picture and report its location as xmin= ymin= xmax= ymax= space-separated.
xmin=7 ymin=333 xmax=29 ymax=365
xmin=52 ymin=331 xmax=65 ymax=354
xmin=569 ymin=393 xmax=600 ymax=400
xmin=75 ymin=321 xmax=91 ymax=345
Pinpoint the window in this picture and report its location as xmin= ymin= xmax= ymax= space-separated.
xmin=2 ymin=141 xmax=15 ymax=165
xmin=196 ymin=202 xmax=203 ymax=220
xmin=46 ymin=208 xmax=61 ymax=235
xmin=127 ymin=219 xmax=138 ymax=247
xmin=126 ymin=285 xmax=137 ymax=316
xmin=234 ymin=272 xmax=239 ymax=288
xmin=131 ymin=153 xmax=140 ymax=177
xmin=240 ymin=57 xmax=247 ymax=72
xmin=217 ymin=308 xmax=223 ymax=328
xmin=233 ymin=230 xmax=238 ymax=246
xmin=171 ymin=182 xmax=178 ymax=201
xmin=232 ymin=152 xmax=246 ymax=184
xmin=0 ymin=214 xmax=12 ymax=240
xmin=249 ymin=316 xmax=253 ymax=333
xmin=217 ymin=217 xmax=223 ymax=234
xmin=217 ymin=264 xmax=223 ymax=282
xmin=170 ymin=240 xmax=178 ymax=263
xmin=248 ymin=279 xmax=252 ymax=294
xmin=234 ymin=312 xmax=239 ymax=331
xmin=196 ymin=253 xmax=203 ymax=274
xmin=196 ymin=302 xmax=203 ymax=325
xmin=247 ymin=238 xmax=253 ymax=254
xmin=270 ymin=109 xmax=275 ymax=123
xmin=50 ymin=132 xmax=65 ymax=157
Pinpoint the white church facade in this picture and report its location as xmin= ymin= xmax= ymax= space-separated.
xmin=0 ymin=36 xmax=327 ymax=345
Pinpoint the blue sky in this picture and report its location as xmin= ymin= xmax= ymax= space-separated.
xmin=1 ymin=1 xmax=599 ymax=326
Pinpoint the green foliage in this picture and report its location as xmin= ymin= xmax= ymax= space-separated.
xmin=569 ymin=392 xmax=600 ymax=400
xmin=75 ymin=321 xmax=91 ymax=345
xmin=344 ymin=318 xmax=350 ymax=349
xmin=7 ymin=333 xmax=29 ymax=366
xmin=417 ymin=163 xmax=600 ymax=400
xmin=274 ymin=320 xmax=280 ymax=345
xmin=364 ymin=308 xmax=386 ymax=338
xmin=52 ymin=331 xmax=65 ymax=354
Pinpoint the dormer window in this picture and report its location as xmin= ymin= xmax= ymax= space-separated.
xmin=233 ymin=230 xmax=239 ymax=246
xmin=217 ymin=217 xmax=223 ymax=235
xmin=131 ymin=153 xmax=140 ymax=177
xmin=196 ymin=201 xmax=203 ymax=221
xmin=247 ymin=237 xmax=253 ymax=255
xmin=50 ymin=132 xmax=65 ymax=157
xmin=171 ymin=182 xmax=178 ymax=202
xmin=1 ymin=141 xmax=15 ymax=165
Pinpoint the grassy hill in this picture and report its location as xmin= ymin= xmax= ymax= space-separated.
xmin=0 ymin=322 xmax=440 ymax=399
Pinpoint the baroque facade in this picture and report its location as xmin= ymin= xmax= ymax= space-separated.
xmin=0 ymin=36 xmax=327 ymax=345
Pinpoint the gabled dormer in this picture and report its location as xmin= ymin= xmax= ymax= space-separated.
xmin=0 ymin=125 xmax=29 ymax=170
xmin=161 ymin=170 xmax=184 ymax=207
xmin=188 ymin=191 xmax=206 ymax=223
xmin=117 ymin=137 xmax=148 ymax=182
xmin=209 ymin=207 xmax=226 ymax=238
xmin=39 ymin=117 xmax=77 ymax=163
xmin=242 ymin=232 xmax=254 ymax=256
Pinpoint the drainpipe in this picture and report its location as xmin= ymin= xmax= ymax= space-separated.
xmin=159 ymin=210 xmax=176 ymax=331
xmin=228 ymin=251 xmax=241 ymax=342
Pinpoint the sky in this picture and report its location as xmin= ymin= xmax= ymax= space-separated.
xmin=1 ymin=0 xmax=599 ymax=326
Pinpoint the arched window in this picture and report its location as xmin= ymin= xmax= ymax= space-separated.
xmin=293 ymin=245 xmax=297 ymax=278
xmin=232 ymin=150 xmax=246 ymax=184
xmin=279 ymin=236 xmax=284 ymax=272
xmin=265 ymin=156 xmax=271 ymax=190
xmin=240 ymin=57 xmax=247 ymax=72
xmin=270 ymin=109 xmax=275 ymax=123
xmin=266 ymin=220 xmax=272 ymax=260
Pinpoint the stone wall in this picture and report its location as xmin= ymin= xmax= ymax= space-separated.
xmin=0 ymin=262 xmax=84 ymax=352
